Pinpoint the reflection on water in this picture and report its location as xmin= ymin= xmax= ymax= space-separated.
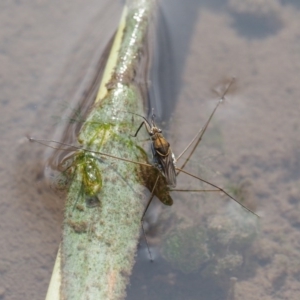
xmin=2 ymin=0 xmax=300 ymax=299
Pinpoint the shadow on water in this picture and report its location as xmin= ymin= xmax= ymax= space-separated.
xmin=229 ymin=12 xmax=283 ymax=39
xmin=149 ymin=0 xmax=202 ymax=122
xmin=128 ymin=256 xmax=227 ymax=300
xmin=280 ymin=0 xmax=300 ymax=8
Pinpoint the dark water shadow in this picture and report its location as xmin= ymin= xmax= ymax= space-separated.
xmin=230 ymin=12 xmax=283 ymax=39
xmin=148 ymin=0 xmax=202 ymax=123
xmin=280 ymin=0 xmax=300 ymax=9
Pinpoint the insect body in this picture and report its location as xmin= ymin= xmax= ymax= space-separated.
xmin=130 ymin=112 xmax=177 ymax=187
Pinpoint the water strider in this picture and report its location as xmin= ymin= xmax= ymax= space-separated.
xmin=29 ymin=78 xmax=258 ymax=261
xmin=121 ymin=109 xmax=177 ymax=187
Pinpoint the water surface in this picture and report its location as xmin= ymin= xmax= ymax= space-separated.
xmin=1 ymin=0 xmax=300 ymax=299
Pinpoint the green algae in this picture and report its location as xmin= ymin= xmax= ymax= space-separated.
xmin=59 ymin=1 xmax=163 ymax=299
xmin=161 ymin=201 xmax=259 ymax=287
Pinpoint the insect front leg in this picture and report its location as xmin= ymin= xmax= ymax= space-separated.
xmin=131 ymin=121 xmax=146 ymax=137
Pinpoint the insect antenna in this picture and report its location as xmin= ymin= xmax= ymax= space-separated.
xmin=150 ymin=108 xmax=157 ymax=127
xmin=119 ymin=110 xmax=154 ymax=137
xmin=119 ymin=110 xmax=151 ymax=127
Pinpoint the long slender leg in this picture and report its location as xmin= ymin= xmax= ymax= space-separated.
xmin=141 ymin=175 xmax=160 ymax=262
xmin=170 ymin=189 xmax=219 ymax=192
xmin=176 ymin=77 xmax=235 ymax=174
xmin=176 ymin=167 xmax=259 ymax=217
xmin=28 ymin=137 xmax=153 ymax=169
xmin=72 ymin=180 xmax=83 ymax=211
xmin=176 ymin=100 xmax=222 ymax=167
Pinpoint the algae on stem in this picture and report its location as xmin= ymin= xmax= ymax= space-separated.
xmin=50 ymin=1 xmax=163 ymax=300
xmin=62 ymin=84 xmax=148 ymax=300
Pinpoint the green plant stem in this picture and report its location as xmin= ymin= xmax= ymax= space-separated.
xmin=53 ymin=1 xmax=156 ymax=300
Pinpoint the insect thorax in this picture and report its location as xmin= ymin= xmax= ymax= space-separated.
xmin=152 ymin=133 xmax=170 ymax=156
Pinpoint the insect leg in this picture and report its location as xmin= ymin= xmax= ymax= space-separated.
xmin=131 ymin=121 xmax=146 ymax=137
xmin=176 ymin=167 xmax=259 ymax=217
xmin=176 ymin=77 xmax=235 ymax=174
xmin=28 ymin=137 xmax=153 ymax=169
xmin=72 ymin=181 xmax=84 ymax=211
xmin=170 ymin=189 xmax=219 ymax=192
xmin=141 ymin=175 xmax=160 ymax=262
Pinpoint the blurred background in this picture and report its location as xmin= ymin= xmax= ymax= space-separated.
xmin=1 ymin=0 xmax=300 ymax=299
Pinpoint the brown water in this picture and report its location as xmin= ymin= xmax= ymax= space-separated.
xmin=1 ymin=0 xmax=300 ymax=299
